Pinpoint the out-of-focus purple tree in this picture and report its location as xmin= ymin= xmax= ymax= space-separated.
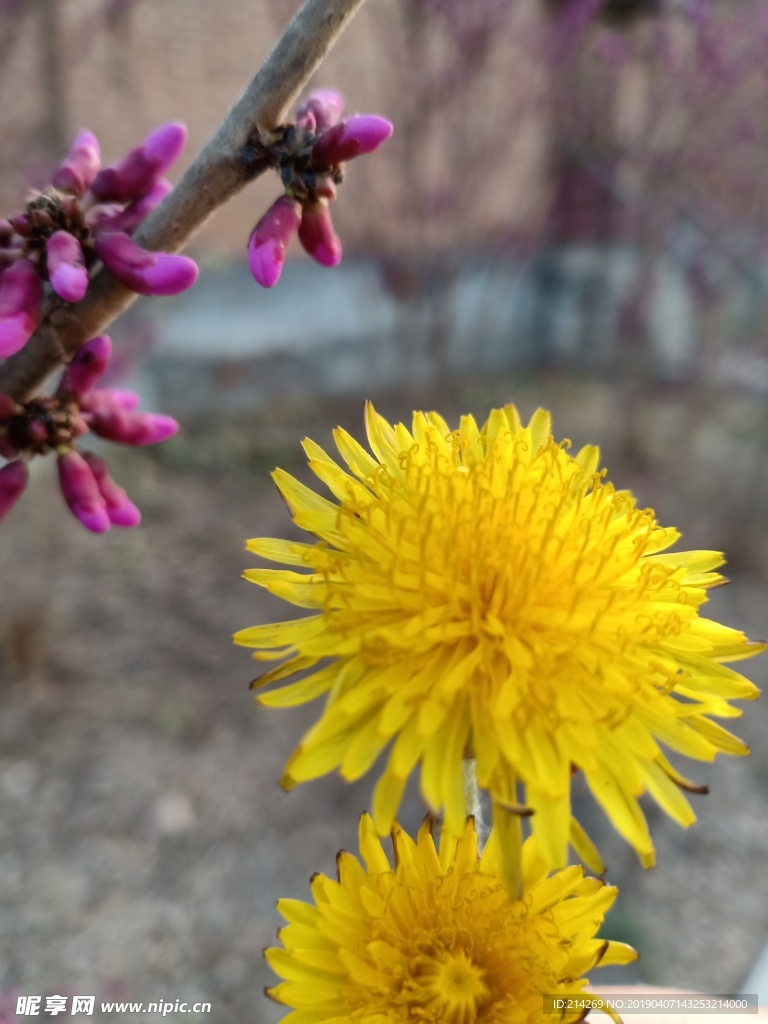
xmin=540 ymin=0 xmax=768 ymax=547
xmin=351 ymin=0 xmax=768 ymax=381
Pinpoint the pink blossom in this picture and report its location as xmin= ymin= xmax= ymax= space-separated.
xmin=46 ymin=231 xmax=88 ymax=302
xmin=298 ymin=199 xmax=342 ymax=267
xmin=247 ymin=196 xmax=302 ymax=288
xmin=91 ymin=122 xmax=187 ymax=203
xmin=95 ymin=232 xmax=198 ymax=296
xmin=88 ymin=408 xmax=179 ymax=446
xmin=93 ymin=180 xmax=172 ymax=236
xmin=64 ymin=335 xmax=112 ymax=399
xmin=312 ymin=115 xmax=393 ymax=166
xmin=83 ymin=388 xmax=141 ymax=413
xmin=52 ymin=130 xmax=101 ymax=196
xmin=57 ymin=449 xmax=110 ymax=533
xmin=0 ymin=459 xmax=27 ymax=521
xmin=83 ymin=452 xmax=141 ymax=527
xmin=297 ymin=89 xmax=345 ymax=133
xmin=0 ymin=259 xmax=43 ymax=357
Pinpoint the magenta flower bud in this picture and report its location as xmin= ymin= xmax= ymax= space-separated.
xmin=312 ymin=115 xmax=393 ymax=166
xmin=0 ymin=219 xmax=14 ymax=246
xmin=298 ymin=199 xmax=342 ymax=268
xmin=9 ymin=213 xmax=32 ymax=237
xmin=52 ymin=130 xmax=101 ymax=196
xmin=46 ymin=230 xmax=89 ymax=302
xmin=64 ymin=335 xmax=112 ymax=399
xmin=297 ymin=89 xmax=345 ymax=132
xmin=296 ymin=110 xmax=316 ymax=133
xmin=0 ymin=459 xmax=27 ymax=521
xmin=27 ymin=420 xmax=47 ymax=444
xmin=91 ymin=122 xmax=187 ymax=203
xmin=0 ymin=392 xmax=18 ymax=418
xmin=85 ymin=203 xmax=123 ymax=232
xmin=84 ymin=387 xmax=141 ymax=413
xmin=247 ymin=196 xmax=302 ymax=288
xmin=0 ymin=259 xmax=43 ymax=357
xmin=88 ymin=408 xmax=178 ymax=445
xmin=82 ymin=452 xmax=141 ymax=527
xmin=94 ymin=232 xmax=198 ymax=296
xmin=93 ymin=180 xmax=172 ymax=236
xmin=57 ymin=449 xmax=110 ymax=533
xmin=142 ymin=121 xmax=187 ymax=172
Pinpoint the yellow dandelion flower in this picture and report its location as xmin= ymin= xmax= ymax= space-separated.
xmin=235 ymin=402 xmax=763 ymax=874
xmin=266 ymin=814 xmax=637 ymax=1024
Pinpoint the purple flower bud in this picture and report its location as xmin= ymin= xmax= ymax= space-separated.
xmin=9 ymin=213 xmax=32 ymax=237
xmin=93 ymin=180 xmax=172 ymax=236
xmin=88 ymin=408 xmax=178 ymax=446
xmin=27 ymin=420 xmax=47 ymax=444
xmin=52 ymin=130 xmax=101 ymax=196
xmin=296 ymin=110 xmax=316 ymax=133
xmin=63 ymin=335 xmax=112 ymax=399
xmin=85 ymin=203 xmax=123 ymax=232
xmin=46 ymin=230 xmax=89 ymax=302
xmin=82 ymin=452 xmax=141 ymax=527
xmin=297 ymin=89 xmax=345 ymax=133
xmin=298 ymin=199 xmax=342 ymax=268
xmin=57 ymin=449 xmax=110 ymax=533
xmin=83 ymin=387 xmax=141 ymax=413
xmin=312 ymin=115 xmax=393 ymax=166
xmin=0 ymin=459 xmax=27 ymax=522
xmin=94 ymin=232 xmax=198 ymax=296
xmin=0 ymin=259 xmax=43 ymax=357
xmin=91 ymin=122 xmax=187 ymax=203
xmin=247 ymin=196 xmax=302 ymax=288
xmin=0 ymin=392 xmax=18 ymax=418
xmin=142 ymin=121 xmax=187 ymax=171
xmin=0 ymin=219 xmax=14 ymax=246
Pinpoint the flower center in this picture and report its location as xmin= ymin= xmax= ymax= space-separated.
xmin=409 ymin=948 xmax=492 ymax=1023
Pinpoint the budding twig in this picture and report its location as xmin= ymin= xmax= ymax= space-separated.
xmin=0 ymin=0 xmax=368 ymax=401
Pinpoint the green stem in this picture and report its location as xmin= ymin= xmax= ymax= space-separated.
xmin=463 ymin=758 xmax=482 ymax=823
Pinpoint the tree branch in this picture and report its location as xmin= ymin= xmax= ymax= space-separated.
xmin=0 ymin=0 xmax=367 ymax=401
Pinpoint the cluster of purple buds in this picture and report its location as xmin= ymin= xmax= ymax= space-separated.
xmin=247 ymin=89 xmax=393 ymax=288
xmin=0 ymin=123 xmax=198 ymax=358
xmin=0 ymin=335 xmax=177 ymax=532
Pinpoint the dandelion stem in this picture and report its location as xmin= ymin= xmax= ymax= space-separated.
xmin=492 ymin=775 xmax=524 ymax=899
xmin=463 ymin=757 xmax=483 ymax=828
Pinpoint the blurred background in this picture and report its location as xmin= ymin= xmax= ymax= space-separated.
xmin=1 ymin=0 xmax=768 ymax=1019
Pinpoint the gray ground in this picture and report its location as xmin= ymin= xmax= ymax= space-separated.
xmin=1 ymin=383 xmax=767 ymax=1023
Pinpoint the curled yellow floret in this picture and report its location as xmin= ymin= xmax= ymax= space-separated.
xmin=235 ymin=402 xmax=763 ymax=872
xmin=266 ymin=814 xmax=636 ymax=1024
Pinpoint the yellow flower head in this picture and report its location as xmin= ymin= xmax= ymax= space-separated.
xmin=266 ymin=814 xmax=636 ymax=1024
xmin=235 ymin=403 xmax=763 ymax=871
